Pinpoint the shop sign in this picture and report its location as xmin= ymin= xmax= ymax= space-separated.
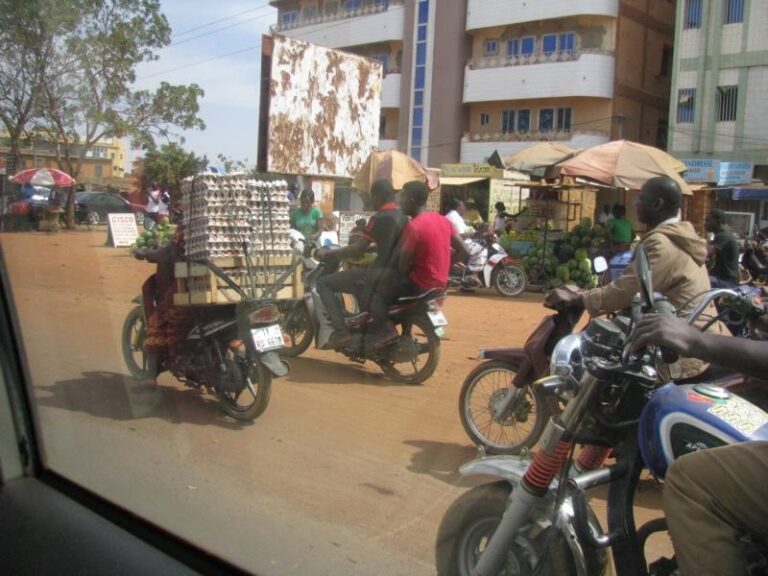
xmin=107 ymin=213 xmax=139 ymax=247
xmin=718 ymin=162 xmax=754 ymax=186
xmin=441 ymin=163 xmax=503 ymax=179
xmin=681 ymin=159 xmax=719 ymax=183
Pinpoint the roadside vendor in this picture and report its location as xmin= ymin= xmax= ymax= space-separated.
xmin=290 ymin=189 xmax=323 ymax=241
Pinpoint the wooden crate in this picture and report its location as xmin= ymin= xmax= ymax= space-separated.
xmin=173 ymin=256 xmax=302 ymax=306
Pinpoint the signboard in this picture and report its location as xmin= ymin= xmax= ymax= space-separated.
xmin=441 ymin=163 xmax=504 ymax=179
xmin=718 ymin=161 xmax=754 ymax=186
xmin=682 ymin=159 xmax=720 ymax=183
xmin=337 ymin=211 xmax=374 ymax=245
xmin=107 ymin=213 xmax=139 ymax=247
xmin=261 ymin=35 xmax=382 ymax=178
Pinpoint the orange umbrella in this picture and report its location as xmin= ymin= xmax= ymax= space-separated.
xmin=353 ymin=150 xmax=439 ymax=194
xmin=557 ymin=140 xmax=691 ymax=194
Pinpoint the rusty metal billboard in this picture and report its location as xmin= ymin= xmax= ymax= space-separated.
xmin=259 ymin=35 xmax=382 ymax=178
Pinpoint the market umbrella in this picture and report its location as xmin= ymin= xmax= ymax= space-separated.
xmin=353 ymin=150 xmax=439 ymax=194
xmin=11 ymin=167 xmax=76 ymax=188
xmin=501 ymin=142 xmax=580 ymax=173
xmin=557 ymin=140 xmax=691 ymax=194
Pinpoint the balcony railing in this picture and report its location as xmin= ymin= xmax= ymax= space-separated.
xmin=469 ymin=48 xmax=613 ymax=70
xmin=272 ymin=0 xmax=404 ymax=33
xmin=465 ymin=129 xmax=610 ymax=143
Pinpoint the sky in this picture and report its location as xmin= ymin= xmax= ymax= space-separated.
xmin=132 ymin=0 xmax=278 ymax=169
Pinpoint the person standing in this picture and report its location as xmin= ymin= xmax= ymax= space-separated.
xmin=290 ymin=189 xmax=323 ymax=241
xmin=597 ymin=204 xmax=613 ymax=225
xmin=607 ymin=204 xmax=634 ymax=253
xmin=705 ymin=209 xmax=740 ymax=288
xmin=493 ymin=202 xmax=509 ymax=234
xmin=146 ymin=182 xmax=162 ymax=225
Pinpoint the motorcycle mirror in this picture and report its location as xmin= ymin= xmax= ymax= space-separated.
xmin=635 ymin=244 xmax=654 ymax=308
xmin=593 ymin=256 xmax=608 ymax=274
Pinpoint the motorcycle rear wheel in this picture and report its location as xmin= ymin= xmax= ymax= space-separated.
xmin=277 ymin=300 xmax=314 ymax=357
xmin=121 ymin=306 xmax=154 ymax=380
xmin=380 ymin=314 xmax=440 ymax=385
xmin=219 ymin=354 xmax=272 ymax=421
xmin=459 ymin=360 xmax=550 ymax=454
xmin=435 ymin=481 xmax=576 ymax=576
xmin=492 ymin=265 xmax=526 ymax=297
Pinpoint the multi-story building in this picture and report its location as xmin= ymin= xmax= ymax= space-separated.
xmin=0 ymin=135 xmax=128 ymax=191
xmin=668 ymin=0 xmax=768 ymax=179
xmin=270 ymin=0 xmax=676 ymax=167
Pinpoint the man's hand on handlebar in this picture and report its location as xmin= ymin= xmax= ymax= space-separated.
xmin=628 ymin=314 xmax=702 ymax=357
xmin=544 ymin=286 xmax=583 ymax=310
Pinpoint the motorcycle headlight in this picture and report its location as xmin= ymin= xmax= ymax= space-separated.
xmin=550 ymin=334 xmax=583 ymax=378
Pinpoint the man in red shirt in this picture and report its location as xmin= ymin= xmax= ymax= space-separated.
xmin=399 ymin=180 xmax=467 ymax=292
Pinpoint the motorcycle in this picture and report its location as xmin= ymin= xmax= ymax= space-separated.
xmin=742 ymin=239 xmax=768 ymax=283
xmin=449 ymin=233 xmax=527 ymax=297
xmin=276 ymin=234 xmax=445 ymax=385
xmin=122 ymin=255 xmax=289 ymax=422
xmin=459 ymin=257 xmax=608 ymax=455
xmin=436 ymin=245 xmax=768 ymax=576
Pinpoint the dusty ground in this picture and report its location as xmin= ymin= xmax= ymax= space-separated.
xmin=1 ymin=229 xmax=668 ymax=575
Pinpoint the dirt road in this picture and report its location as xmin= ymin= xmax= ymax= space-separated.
xmin=1 ymin=230 xmax=666 ymax=575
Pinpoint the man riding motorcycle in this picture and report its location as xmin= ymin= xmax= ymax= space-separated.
xmin=547 ymin=175 xmax=728 ymax=379
xmin=706 ymin=208 xmax=741 ymax=289
xmin=315 ymin=179 xmax=409 ymax=350
xmin=630 ymin=312 xmax=768 ymax=576
xmin=444 ymin=198 xmax=485 ymax=287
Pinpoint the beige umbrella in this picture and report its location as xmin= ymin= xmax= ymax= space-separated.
xmin=557 ymin=140 xmax=691 ymax=194
xmin=502 ymin=142 xmax=580 ymax=173
xmin=353 ymin=150 xmax=439 ymax=194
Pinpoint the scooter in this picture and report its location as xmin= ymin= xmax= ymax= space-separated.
xmin=449 ymin=233 xmax=527 ymax=297
xmin=276 ymin=234 xmax=446 ymax=385
xmin=458 ymin=256 xmax=607 ymax=455
xmin=436 ymin=246 xmax=768 ymax=576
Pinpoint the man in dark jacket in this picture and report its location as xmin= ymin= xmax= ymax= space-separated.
xmin=705 ymin=209 xmax=740 ymax=288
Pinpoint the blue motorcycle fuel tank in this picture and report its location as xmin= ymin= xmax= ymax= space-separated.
xmin=639 ymin=383 xmax=768 ymax=478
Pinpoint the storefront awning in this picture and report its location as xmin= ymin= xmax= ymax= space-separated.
xmin=440 ymin=177 xmax=487 ymax=186
xmin=730 ymin=187 xmax=768 ymax=201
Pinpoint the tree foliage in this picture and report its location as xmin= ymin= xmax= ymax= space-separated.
xmin=0 ymin=0 xmax=205 ymax=226
xmin=142 ymin=143 xmax=206 ymax=202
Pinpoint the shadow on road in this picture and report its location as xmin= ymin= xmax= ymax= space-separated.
xmin=285 ymin=356 xmax=405 ymax=387
xmin=35 ymin=371 xmax=246 ymax=429
xmin=404 ymin=440 xmax=484 ymax=487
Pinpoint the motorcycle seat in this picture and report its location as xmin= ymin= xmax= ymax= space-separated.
xmin=396 ymin=287 xmax=445 ymax=303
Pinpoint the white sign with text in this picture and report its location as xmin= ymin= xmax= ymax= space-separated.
xmin=107 ymin=213 xmax=139 ymax=247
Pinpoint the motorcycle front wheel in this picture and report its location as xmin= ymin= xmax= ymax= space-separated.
xmin=277 ymin=300 xmax=314 ymax=357
xmin=380 ymin=314 xmax=440 ymax=385
xmin=491 ymin=265 xmax=526 ymax=297
xmin=459 ymin=360 xmax=550 ymax=454
xmin=219 ymin=354 xmax=272 ymax=421
xmin=436 ymin=481 xmax=576 ymax=576
xmin=121 ymin=305 xmax=155 ymax=380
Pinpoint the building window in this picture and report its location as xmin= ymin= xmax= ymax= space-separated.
xmin=373 ymin=0 xmax=388 ymax=8
xmin=506 ymin=36 xmax=536 ymax=58
xmin=280 ymin=10 xmax=298 ymax=26
xmin=95 ymin=165 xmax=103 ymax=178
xmin=379 ymin=115 xmax=387 ymax=139
xmin=410 ymin=0 xmax=429 ymax=162
xmin=484 ymin=39 xmax=499 ymax=56
xmin=723 ymin=0 xmax=744 ymax=24
xmin=501 ymin=110 xmax=515 ymax=134
xmin=344 ymin=0 xmax=362 ymax=12
xmin=517 ymin=109 xmax=531 ymax=133
xmin=539 ymin=108 xmax=555 ymax=132
xmin=325 ymin=2 xmax=339 ymax=16
xmin=684 ymin=0 xmax=703 ymax=29
xmin=480 ymin=112 xmax=490 ymax=126
xmin=542 ymin=33 xmax=575 ymax=57
xmin=302 ymin=5 xmax=317 ymax=19
xmin=677 ymin=88 xmax=696 ymax=123
xmin=372 ymin=53 xmax=388 ymax=70
xmin=557 ymin=107 xmax=572 ymax=132
xmin=716 ymin=85 xmax=738 ymax=122
xmin=660 ymin=45 xmax=673 ymax=76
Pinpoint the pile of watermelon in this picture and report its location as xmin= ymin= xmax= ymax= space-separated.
xmin=131 ymin=221 xmax=174 ymax=256
xmin=522 ymin=218 xmax=607 ymax=290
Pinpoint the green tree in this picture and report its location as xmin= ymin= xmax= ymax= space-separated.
xmin=34 ymin=0 xmax=205 ymax=227
xmin=142 ymin=143 xmax=206 ymax=203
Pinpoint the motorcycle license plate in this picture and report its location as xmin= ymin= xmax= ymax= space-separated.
xmin=251 ymin=325 xmax=284 ymax=352
xmin=427 ymin=310 xmax=448 ymax=327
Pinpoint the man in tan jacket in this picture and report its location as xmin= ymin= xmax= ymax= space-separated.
xmin=547 ymin=176 xmax=727 ymax=379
